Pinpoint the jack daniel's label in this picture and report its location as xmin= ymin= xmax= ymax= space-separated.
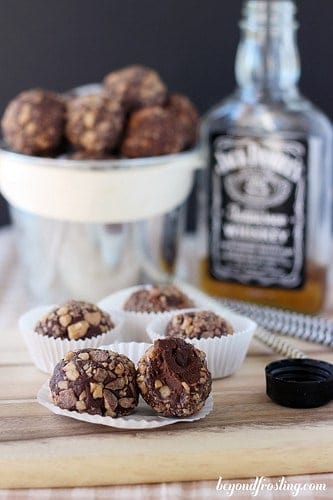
xmin=208 ymin=135 xmax=307 ymax=288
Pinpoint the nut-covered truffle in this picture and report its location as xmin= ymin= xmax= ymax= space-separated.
xmin=120 ymin=106 xmax=183 ymax=157
xmin=49 ymin=348 xmax=138 ymax=416
xmin=166 ymin=310 xmax=234 ymax=339
xmin=103 ymin=65 xmax=167 ymax=112
xmin=65 ymin=94 xmax=124 ymax=152
xmin=123 ymin=285 xmax=194 ymax=313
xmin=35 ymin=300 xmax=114 ymax=340
xmin=137 ymin=338 xmax=212 ymax=417
xmin=166 ymin=93 xmax=199 ymax=148
xmin=1 ymin=89 xmax=65 ymax=155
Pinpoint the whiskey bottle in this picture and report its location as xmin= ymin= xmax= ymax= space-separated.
xmin=199 ymin=0 xmax=332 ymax=313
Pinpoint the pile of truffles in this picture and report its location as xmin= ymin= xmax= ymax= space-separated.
xmin=1 ymin=65 xmax=199 ymax=159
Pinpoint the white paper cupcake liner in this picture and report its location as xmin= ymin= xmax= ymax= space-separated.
xmin=19 ymin=305 xmax=125 ymax=374
xmin=37 ymin=341 xmax=213 ymax=430
xmin=146 ymin=307 xmax=256 ymax=379
xmin=99 ymin=341 xmax=152 ymax=363
xmin=37 ymin=382 xmax=213 ymax=430
xmin=98 ymin=284 xmax=199 ymax=343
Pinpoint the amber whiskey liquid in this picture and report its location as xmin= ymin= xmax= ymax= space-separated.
xmin=199 ymin=258 xmax=326 ymax=314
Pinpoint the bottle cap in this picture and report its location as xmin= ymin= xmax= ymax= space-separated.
xmin=265 ymin=358 xmax=333 ymax=408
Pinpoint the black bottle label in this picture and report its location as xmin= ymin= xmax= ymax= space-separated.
xmin=208 ymin=135 xmax=307 ymax=288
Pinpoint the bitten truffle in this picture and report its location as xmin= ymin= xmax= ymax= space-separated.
xmin=103 ymin=65 xmax=167 ymax=112
xmin=166 ymin=93 xmax=199 ymax=148
xmin=123 ymin=285 xmax=194 ymax=313
xmin=137 ymin=338 xmax=212 ymax=417
xmin=49 ymin=348 xmax=138 ymax=416
xmin=166 ymin=310 xmax=234 ymax=339
xmin=120 ymin=106 xmax=183 ymax=157
xmin=1 ymin=89 xmax=65 ymax=155
xmin=65 ymin=94 xmax=124 ymax=152
xmin=35 ymin=300 xmax=114 ymax=340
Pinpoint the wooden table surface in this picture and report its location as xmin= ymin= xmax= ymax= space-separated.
xmin=1 ymin=317 xmax=333 ymax=489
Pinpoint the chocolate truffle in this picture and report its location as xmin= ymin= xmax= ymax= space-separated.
xmin=1 ymin=89 xmax=65 ymax=155
xmin=166 ymin=93 xmax=199 ymax=148
xmin=49 ymin=348 xmax=138 ymax=417
xmin=137 ymin=338 xmax=212 ymax=417
xmin=103 ymin=65 xmax=167 ymax=112
xmin=65 ymin=94 xmax=124 ymax=152
xmin=123 ymin=285 xmax=194 ymax=313
xmin=120 ymin=106 xmax=183 ymax=158
xmin=35 ymin=300 xmax=114 ymax=340
xmin=166 ymin=310 xmax=234 ymax=340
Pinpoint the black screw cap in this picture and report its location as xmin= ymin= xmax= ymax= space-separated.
xmin=265 ymin=358 xmax=333 ymax=408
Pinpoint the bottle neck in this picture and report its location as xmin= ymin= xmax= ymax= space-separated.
xmin=235 ymin=0 xmax=300 ymax=101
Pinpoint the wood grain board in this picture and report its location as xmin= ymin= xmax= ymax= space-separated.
xmin=1 ymin=325 xmax=333 ymax=489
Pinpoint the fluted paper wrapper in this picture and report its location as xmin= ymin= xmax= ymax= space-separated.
xmin=147 ymin=307 xmax=256 ymax=379
xmin=37 ymin=341 xmax=213 ymax=430
xmin=19 ymin=305 xmax=125 ymax=374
